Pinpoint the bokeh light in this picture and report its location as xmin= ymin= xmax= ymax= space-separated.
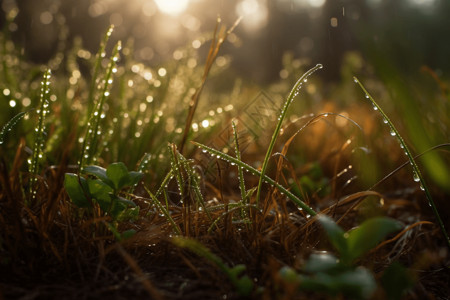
xmin=236 ymin=0 xmax=269 ymax=31
xmin=154 ymin=0 xmax=190 ymax=16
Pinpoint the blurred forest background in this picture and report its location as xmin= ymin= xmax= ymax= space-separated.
xmin=1 ymin=0 xmax=449 ymax=83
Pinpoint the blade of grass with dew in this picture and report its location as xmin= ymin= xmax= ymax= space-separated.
xmin=79 ymin=41 xmax=121 ymax=169
xmin=255 ymin=64 xmax=323 ymax=205
xmin=353 ymin=76 xmax=450 ymax=250
xmin=192 ymin=141 xmax=316 ymax=216
xmin=28 ymin=69 xmax=51 ymax=201
xmin=231 ymin=120 xmax=249 ymax=219
xmin=169 ymin=144 xmax=185 ymax=198
xmin=0 ymin=110 xmax=31 ymax=145
xmin=143 ymin=186 xmax=181 ymax=235
xmin=87 ymin=25 xmax=114 ymax=115
xmin=176 ymin=151 xmax=213 ymax=222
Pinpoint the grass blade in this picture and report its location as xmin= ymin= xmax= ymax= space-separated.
xmin=79 ymin=40 xmax=122 ymax=168
xmin=353 ymin=76 xmax=450 ymax=250
xmin=28 ymin=69 xmax=52 ymax=200
xmin=192 ymin=141 xmax=317 ymax=216
xmin=231 ymin=120 xmax=249 ymax=219
xmin=256 ymin=64 xmax=323 ymax=205
xmin=0 ymin=110 xmax=31 ymax=145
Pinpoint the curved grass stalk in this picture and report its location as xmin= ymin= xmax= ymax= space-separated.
xmin=28 ymin=69 xmax=52 ymax=201
xmin=192 ymin=141 xmax=317 ymax=216
xmin=256 ymin=64 xmax=323 ymax=205
xmin=353 ymin=76 xmax=450 ymax=250
xmin=0 ymin=110 xmax=31 ymax=145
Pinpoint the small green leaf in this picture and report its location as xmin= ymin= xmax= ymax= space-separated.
xmin=317 ymin=215 xmax=348 ymax=257
xmin=115 ymin=195 xmax=137 ymax=207
xmin=106 ymin=162 xmax=129 ymax=190
xmin=303 ymin=253 xmax=340 ymax=273
xmin=334 ymin=267 xmax=376 ymax=299
xmin=279 ymin=266 xmax=300 ymax=283
xmin=346 ymin=217 xmax=402 ymax=262
xmin=381 ymin=262 xmax=414 ymax=300
xmin=120 ymin=229 xmax=137 ymax=241
xmin=298 ymin=267 xmax=376 ymax=299
xmin=87 ymin=179 xmax=113 ymax=212
xmin=84 ymin=165 xmax=114 ymax=188
xmin=108 ymin=194 xmax=128 ymax=219
xmin=128 ymin=171 xmax=144 ymax=187
xmin=236 ymin=275 xmax=253 ymax=296
xmin=64 ymin=173 xmax=90 ymax=208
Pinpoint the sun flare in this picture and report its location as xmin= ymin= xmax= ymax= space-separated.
xmin=154 ymin=0 xmax=189 ymax=15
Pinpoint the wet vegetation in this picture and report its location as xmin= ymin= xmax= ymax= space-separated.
xmin=1 ymin=13 xmax=449 ymax=300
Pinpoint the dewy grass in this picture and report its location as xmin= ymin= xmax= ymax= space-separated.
xmin=255 ymin=64 xmax=323 ymax=205
xmin=28 ymin=69 xmax=51 ymax=200
xmin=79 ymin=40 xmax=122 ymax=169
xmin=192 ymin=141 xmax=317 ymax=216
xmin=354 ymin=76 xmax=450 ymax=250
xmin=0 ymin=110 xmax=30 ymax=145
xmin=231 ymin=120 xmax=249 ymax=218
xmin=87 ymin=25 xmax=114 ymax=115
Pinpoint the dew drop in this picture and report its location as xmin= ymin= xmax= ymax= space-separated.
xmin=413 ymin=173 xmax=420 ymax=182
xmin=390 ymin=130 xmax=396 ymax=136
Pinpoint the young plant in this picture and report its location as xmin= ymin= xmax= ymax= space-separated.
xmin=64 ymin=162 xmax=143 ymax=222
xmin=172 ymin=236 xmax=253 ymax=297
xmin=279 ymin=215 xmax=403 ymax=299
xmin=353 ymin=77 xmax=450 ymax=250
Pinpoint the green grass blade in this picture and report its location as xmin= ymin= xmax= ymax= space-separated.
xmin=144 ymin=186 xmax=181 ymax=235
xmin=80 ymin=40 xmax=121 ymax=168
xmin=231 ymin=120 xmax=249 ymax=219
xmin=177 ymin=153 xmax=213 ymax=221
xmin=193 ymin=141 xmax=316 ymax=216
xmin=0 ymin=110 xmax=30 ymax=145
xmin=87 ymin=25 xmax=114 ymax=115
xmin=256 ymin=64 xmax=323 ymax=205
xmin=353 ymin=76 xmax=450 ymax=250
xmin=28 ymin=69 xmax=52 ymax=200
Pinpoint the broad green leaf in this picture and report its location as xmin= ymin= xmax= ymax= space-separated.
xmin=128 ymin=171 xmax=144 ymax=187
xmin=87 ymin=179 xmax=113 ymax=212
xmin=381 ymin=262 xmax=414 ymax=300
xmin=317 ymin=215 xmax=348 ymax=257
xmin=334 ymin=267 xmax=376 ymax=299
xmin=64 ymin=173 xmax=90 ymax=208
xmin=120 ymin=229 xmax=137 ymax=241
xmin=106 ymin=162 xmax=129 ymax=190
xmin=298 ymin=268 xmax=376 ymax=299
xmin=84 ymin=165 xmax=114 ymax=188
xmin=108 ymin=194 xmax=128 ymax=219
xmin=346 ymin=217 xmax=402 ymax=262
xmin=303 ymin=253 xmax=340 ymax=273
xmin=279 ymin=266 xmax=300 ymax=283
xmin=115 ymin=195 xmax=137 ymax=207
